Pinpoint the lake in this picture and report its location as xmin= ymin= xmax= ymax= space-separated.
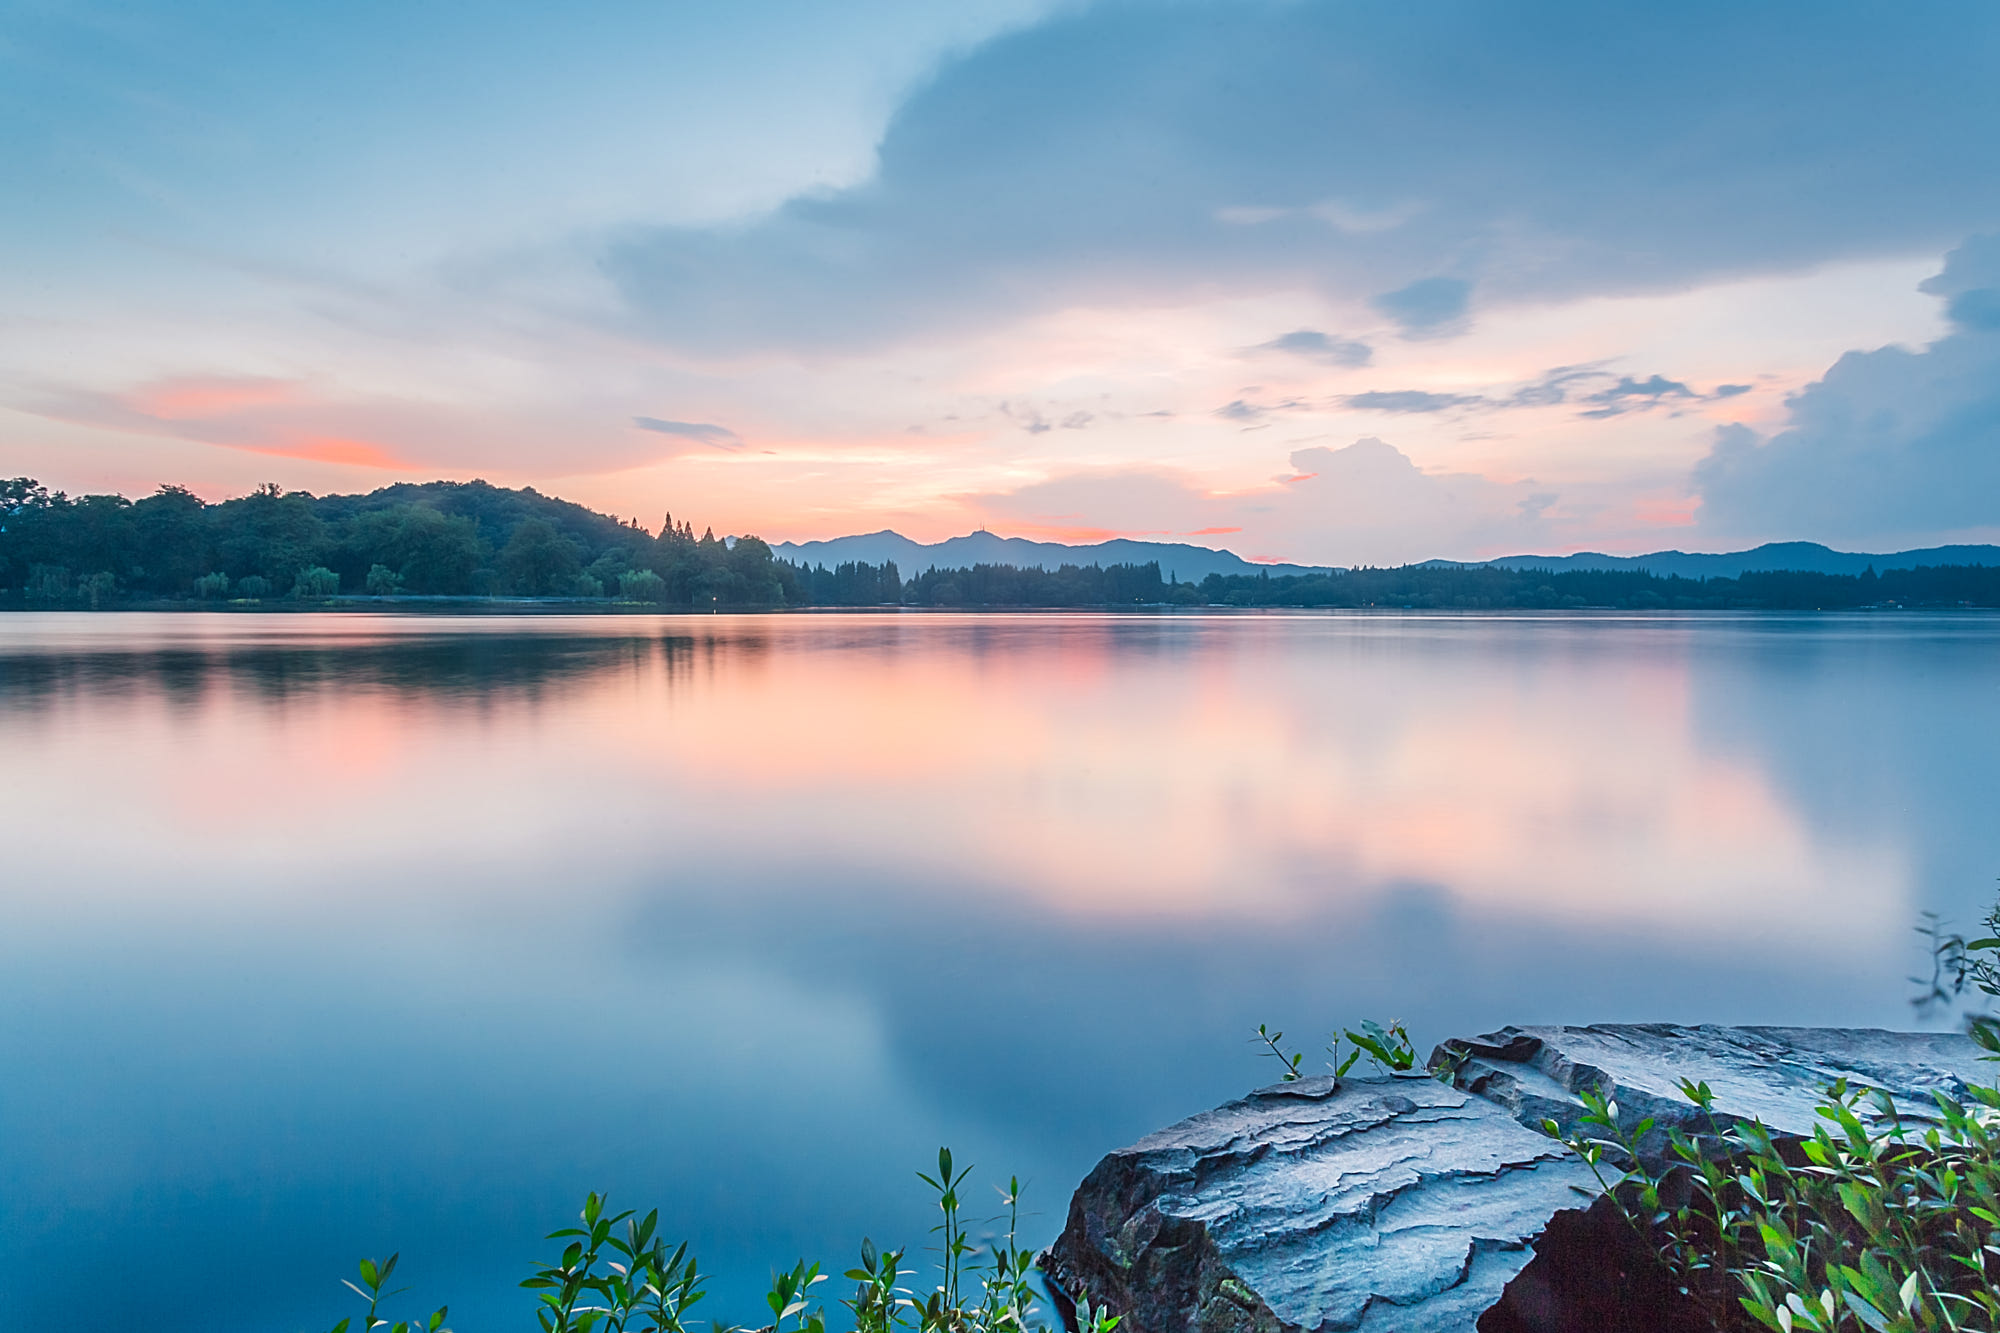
xmin=2 ymin=610 xmax=1996 ymax=1331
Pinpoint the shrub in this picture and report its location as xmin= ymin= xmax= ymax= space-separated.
xmin=1547 ymin=1076 xmax=2000 ymax=1332
xmin=236 ymin=575 xmax=271 ymax=599
xmin=194 ymin=571 xmax=231 ymax=599
xmin=1542 ymin=908 xmax=2000 ymax=1332
xmin=25 ymin=563 xmax=71 ymax=603
xmin=293 ymin=565 xmax=341 ymax=599
xmin=619 ymin=568 xmax=667 ymax=602
xmin=366 ymin=563 xmax=404 ymax=595
xmin=79 ymin=570 xmax=117 ymax=608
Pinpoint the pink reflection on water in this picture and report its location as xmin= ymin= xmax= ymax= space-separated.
xmin=0 ymin=612 xmax=1905 ymax=952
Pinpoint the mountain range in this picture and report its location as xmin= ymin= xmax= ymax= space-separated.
xmin=1450 ymin=541 xmax=2000 ymax=579
xmin=770 ymin=530 xmax=1331 ymax=583
xmin=774 ymin=532 xmax=2000 ymax=582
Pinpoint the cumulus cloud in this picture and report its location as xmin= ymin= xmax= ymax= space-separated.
xmin=1695 ymin=234 xmax=2000 ymax=548
xmin=603 ymin=1 xmax=2000 ymax=353
xmin=968 ymin=438 xmax=1562 ymax=566
xmin=1256 ymin=329 xmax=1373 ymax=366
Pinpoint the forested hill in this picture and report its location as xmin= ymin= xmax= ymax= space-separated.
xmin=0 ymin=476 xmax=795 ymax=605
xmin=4 ymin=475 xmax=2000 ymax=610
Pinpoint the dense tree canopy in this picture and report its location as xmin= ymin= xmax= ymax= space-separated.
xmin=4 ymin=475 xmax=1998 ymax=610
xmin=0 ymin=478 xmax=795 ymax=607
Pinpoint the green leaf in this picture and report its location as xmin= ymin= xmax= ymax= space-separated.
xmin=1842 ymin=1290 xmax=1894 ymax=1333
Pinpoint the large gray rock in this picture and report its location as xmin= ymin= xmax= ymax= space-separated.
xmin=1041 ymin=1025 xmax=1990 ymax=1333
xmin=1440 ymin=1023 xmax=1990 ymax=1146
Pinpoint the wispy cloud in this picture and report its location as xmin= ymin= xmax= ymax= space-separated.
xmin=1577 ymin=374 xmax=1697 ymax=418
xmin=1343 ymin=389 xmax=1483 ymax=414
xmin=632 ymin=417 xmax=743 ymax=449
xmin=1339 ymin=367 xmax=1744 ymax=418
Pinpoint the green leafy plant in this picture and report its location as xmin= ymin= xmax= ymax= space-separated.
xmin=1342 ymin=1020 xmax=1418 ymax=1074
xmin=1915 ymin=890 xmax=2000 ymax=1060
xmin=520 ymin=1192 xmax=710 ymax=1333
xmin=1253 ymin=1019 xmax=1434 ymax=1082
xmin=326 ymin=1253 xmax=449 ymax=1333
xmin=765 ymin=1260 xmax=828 ymax=1333
xmin=1073 ymin=1296 xmax=1121 ymax=1333
xmin=844 ymin=1237 xmax=909 ymax=1333
xmin=973 ymin=1177 xmax=1041 ymax=1333
xmin=326 ymin=1150 xmax=1109 ymax=1333
xmin=1546 ymin=1073 xmax=2000 ymax=1331
xmin=914 ymin=1147 xmax=977 ymax=1328
xmin=1252 ymin=1023 xmax=1311 ymax=1080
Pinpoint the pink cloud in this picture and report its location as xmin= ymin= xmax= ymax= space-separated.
xmin=127 ymin=376 xmax=299 ymax=420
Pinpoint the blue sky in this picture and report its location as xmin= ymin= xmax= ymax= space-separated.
xmin=4 ymin=0 xmax=1998 ymax=562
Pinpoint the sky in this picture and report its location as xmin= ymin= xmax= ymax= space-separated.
xmin=4 ymin=0 xmax=1999 ymax=566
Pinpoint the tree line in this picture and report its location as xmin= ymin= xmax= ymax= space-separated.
xmin=4 ymin=475 xmax=1997 ymax=610
xmin=0 ymin=477 xmax=792 ymax=607
xmin=1191 ymin=562 xmax=2000 ymax=609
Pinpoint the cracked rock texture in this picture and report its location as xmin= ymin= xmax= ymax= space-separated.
xmin=1041 ymin=1025 xmax=1988 ymax=1333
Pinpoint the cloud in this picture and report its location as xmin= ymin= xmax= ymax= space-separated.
xmin=1371 ymin=277 xmax=1472 ymax=338
xmin=965 ymin=438 xmax=1562 ymax=566
xmin=1343 ymin=390 xmax=1484 ymax=414
xmin=1338 ymin=367 xmax=1723 ymax=417
xmin=632 ymin=417 xmax=743 ymax=449
xmin=1256 ymin=329 xmax=1373 ymax=366
xmin=603 ymin=2 xmax=2000 ymax=353
xmin=1922 ymin=233 xmax=2000 ymax=332
xmin=1695 ymin=234 xmax=2000 ymax=547
xmin=1214 ymin=396 xmax=1308 ymax=424
xmin=1576 ymin=374 xmax=1697 ymax=418
xmin=17 ymin=376 xmax=696 ymax=476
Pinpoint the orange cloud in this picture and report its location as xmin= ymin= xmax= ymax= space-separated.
xmin=236 ymin=435 xmax=410 ymax=469
xmin=1185 ymin=526 xmax=1243 ymax=536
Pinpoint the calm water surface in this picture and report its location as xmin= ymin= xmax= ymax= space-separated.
xmin=2 ymin=610 xmax=1996 ymax=1331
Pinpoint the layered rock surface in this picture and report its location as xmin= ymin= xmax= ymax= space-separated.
xmin=1040 ymin=1024 xmax=1989 ymax=1333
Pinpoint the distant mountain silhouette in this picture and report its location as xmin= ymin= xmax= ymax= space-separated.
xmin=770 ymin=530 xmax=1331 ymax=583
xmin=1429 ymin=541 xmax=2000 ymax=579
xmin=776 ymin=532 xmax=2000 ymax=583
